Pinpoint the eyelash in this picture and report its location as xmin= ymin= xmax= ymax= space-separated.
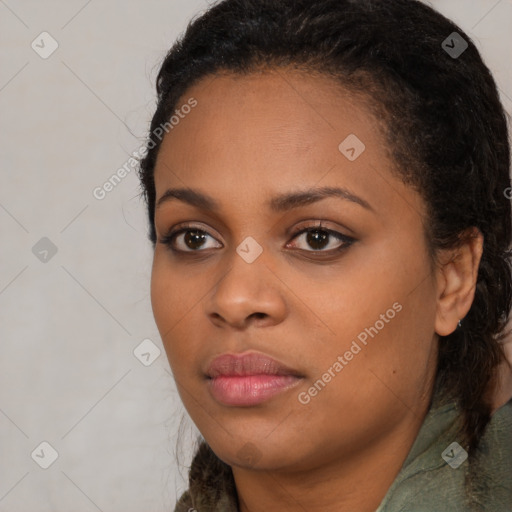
xmin=159 ymin=221 xmax=356 ymax=256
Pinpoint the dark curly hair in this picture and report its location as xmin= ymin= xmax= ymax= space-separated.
xmin=138 ymin=0 xmax=512 ymax=459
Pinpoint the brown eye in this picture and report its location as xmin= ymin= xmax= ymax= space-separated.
xmin=160 ymin=226 xmax=222 ymax=252
xmin=288 ymin=226 xmax=355 ymax=253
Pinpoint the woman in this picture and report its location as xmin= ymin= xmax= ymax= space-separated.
xmin=138 ymin=0 xmax=512 ymax=510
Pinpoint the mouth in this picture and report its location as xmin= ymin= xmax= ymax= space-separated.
xmin=205 ymin=352 xmax=304 ymax=406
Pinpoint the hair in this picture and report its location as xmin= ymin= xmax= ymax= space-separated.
xmin=138 ymin=0 xmax=512 ymax=475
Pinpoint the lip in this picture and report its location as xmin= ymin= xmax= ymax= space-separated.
xmin=206 ymin=352 xmax=304 ymax=406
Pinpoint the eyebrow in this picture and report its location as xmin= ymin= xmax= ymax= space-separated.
xmin=155 ymin=185 xmax=374 ymax=213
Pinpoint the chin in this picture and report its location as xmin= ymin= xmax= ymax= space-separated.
xmin=204 ymin=426 xmax=308 ymax=472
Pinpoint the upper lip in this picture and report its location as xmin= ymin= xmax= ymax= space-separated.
xmin=206 ymin=351 xmax=303 ymax=378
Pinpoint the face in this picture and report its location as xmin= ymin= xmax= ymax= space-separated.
xmin=150 ymin=69 xmax=441 ymax=472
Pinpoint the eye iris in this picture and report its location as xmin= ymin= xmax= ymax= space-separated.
xmin=185 ymin=230 xmax=207 ymax=250
xmin=307 ymin=229 xmax=329 ymax=250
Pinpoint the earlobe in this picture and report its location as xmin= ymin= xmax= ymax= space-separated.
xmin=434 ymin=227 xmax=484 ymax=336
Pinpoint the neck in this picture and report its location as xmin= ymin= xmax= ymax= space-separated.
xmin=231 ymin=402 xmax=431 ymax=512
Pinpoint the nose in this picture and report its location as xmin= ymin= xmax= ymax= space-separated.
xmin=206 ymin=249 xmax=288 ymax=330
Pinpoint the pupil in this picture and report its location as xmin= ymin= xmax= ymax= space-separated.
xmin=185 ymin=230 xmax=206 ymax=249
xmin=307 ymin=230 xmax=328 ymax=250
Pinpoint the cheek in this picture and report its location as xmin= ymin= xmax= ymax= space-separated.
xmin=150 ymin=251 xmax=200 ymax=325
xmin=150 ymin=253 xmax=225 ymax=393
xmin=303 ymin=251 xmax=436 ymax=403
xmin=150 ymin=258 xmax=172 ymax=333
xmin=316 ymin=291 xmax=437 ymax=425
xmin=150 ymin=256 xmax=194 ymax=364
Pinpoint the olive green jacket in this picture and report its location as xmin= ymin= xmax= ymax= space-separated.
xmin=174 ymin=395 xmax=512 ymax=512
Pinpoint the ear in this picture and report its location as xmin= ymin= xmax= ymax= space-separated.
xmin=434 ymin=227 xmax=484 ymax=336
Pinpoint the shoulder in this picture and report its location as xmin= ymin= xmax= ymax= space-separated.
xmin=469 ymin=398 xmax=512 ymax=510
xmin=376 ymin=399 xmax=512 ymax=512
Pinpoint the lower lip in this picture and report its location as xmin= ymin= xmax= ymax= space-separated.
xmin=208 ymin=374 xmax=302 ymax=406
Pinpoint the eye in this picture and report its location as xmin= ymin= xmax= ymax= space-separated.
xmin=286 ymin=222 xmax=355 ymax=253
xmin=159 ymin=224 xmax=221 ymax=252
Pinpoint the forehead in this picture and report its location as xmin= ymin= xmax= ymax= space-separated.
xmin=155 ymin=70 xmax=385 ymax=178
xmin=152 ymin=69 xmax=418 ymax=219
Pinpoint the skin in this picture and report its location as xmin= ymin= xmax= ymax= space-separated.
xmin=150 ymin=69 xmax=483 ymax=512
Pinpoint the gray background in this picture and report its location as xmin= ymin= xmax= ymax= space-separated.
xmin=1 ymin=1 xmax=511 ymax=511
